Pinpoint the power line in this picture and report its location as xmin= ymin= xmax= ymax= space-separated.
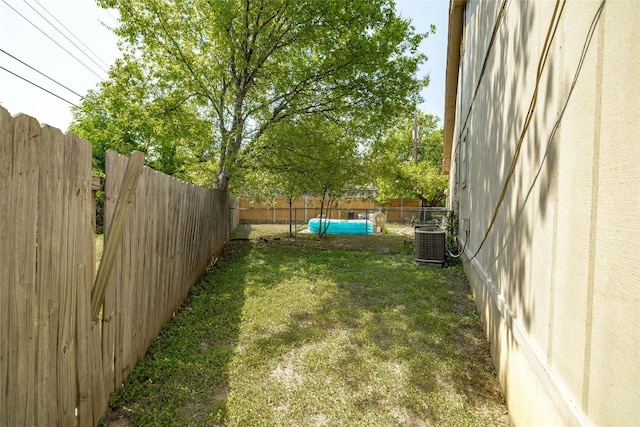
xmin=22 ymin=0 xmax=109 ymax=74
xmin=0 ymin=47 xmax=83 ymax=98
xmin=0 ymin=65 xmax=79 ymax=107
xmin=0 ymin=49 xmax=103 ymax=109
xmin=30 ymin=0 xmax=111 ymax=70
xmin=0 ymin=0 xmax=106 ymax=81
xmin=105 ymin=8 xmax=120 ymax=28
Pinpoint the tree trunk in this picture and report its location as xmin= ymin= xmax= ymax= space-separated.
xmin=288 ymin=196 xmax=294 ymax=237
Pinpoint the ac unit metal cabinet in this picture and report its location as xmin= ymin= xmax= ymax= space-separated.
xmin=414 ymin=226 xmax=446 ymax=266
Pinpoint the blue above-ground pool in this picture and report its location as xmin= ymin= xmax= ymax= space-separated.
xmin=308 ymin=218 xmax=375 ymax=235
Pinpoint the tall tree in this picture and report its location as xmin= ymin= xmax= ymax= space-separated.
xmin=369 ymin=112 xmax=447 ymax=207
xmin=90 ymin=0 xmax=428 ymax=190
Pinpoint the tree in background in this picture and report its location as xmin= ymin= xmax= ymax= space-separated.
xmin=368 ymin=112 xmax=447 ymax=208
xmin=70 ymin=58 xmax=215 ymax=184
xmin=245 ymin=114 xmax=366 ymax=237
xmin=76 ymin=0 xmax=428 ymax=192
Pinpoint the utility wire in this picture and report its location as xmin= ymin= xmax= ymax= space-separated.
xmin=0 ymin=48 xmax=83 ymax=98
xmin=449 ymin=0 xmax=510 ymax=173
xmin=0 ymin=0 xmax=105 ymax=80
xmin=105 ymin=8 xmax=120 ymax=27
xmin=30 ymin=0 xmax=111 ymax=70
xmin=470 ymin=0 xmax=567 ymax=260
xmin=489 ymin=0 xmax=607 ymax=266
xmin=0 ymin=65 xmax=78 ymax=107
xmin=457 ymin=0 xmax=510 ymax=141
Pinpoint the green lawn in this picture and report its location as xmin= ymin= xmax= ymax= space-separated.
xmin=101 ymin=225 xmax=510 ymax=426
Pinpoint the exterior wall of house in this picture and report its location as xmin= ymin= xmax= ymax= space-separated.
xmin=446 ymin=0 xmax=640 ymax=426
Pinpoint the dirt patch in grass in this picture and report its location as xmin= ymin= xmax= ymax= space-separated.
xmin=100 ymin=224 xmax=510 ymax=426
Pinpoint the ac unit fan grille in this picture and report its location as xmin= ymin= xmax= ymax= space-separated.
xmin=414 ymin=227 xmax=445 ymax=266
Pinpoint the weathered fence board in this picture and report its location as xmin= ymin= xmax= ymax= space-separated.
xmin=102 ymin=150 xmax=230 ymax=392
xmin=0 ymin=113 xmax=98 ymax=426
xmin=92 ymin=151 xmax=145 ymax=319
xmin=36 ymin=124 xmax=64 ymax=426
xmin=0 ymin=107 xmax=10 ymax=427
xmin=101 ymin=150 xmax=120 ymax=398
xmin=63 ymin=131 xmax=95 ymax=424
xmin=0 ymin=107 xmax=233 ymax=426
xmin=7 ymin=114 xmax=39 ymax=426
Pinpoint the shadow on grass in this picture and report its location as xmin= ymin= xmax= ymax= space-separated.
xmin=225 ymin=240 xmax=509 ymax=426
xmin=101 ymin=227 xmax=509 ymax=426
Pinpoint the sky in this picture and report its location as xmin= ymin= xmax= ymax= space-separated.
xmin=0 ymin=0 xmax=448 ymax=132
xmin=397 ymin=0 xmax=449 ymax=125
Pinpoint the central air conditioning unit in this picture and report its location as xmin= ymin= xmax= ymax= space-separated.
xmin=414 ymin=226 xmax=446 ymax=266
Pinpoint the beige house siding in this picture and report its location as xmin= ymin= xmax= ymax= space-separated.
xmin=444 ymin=1 xmax=640 ymax=426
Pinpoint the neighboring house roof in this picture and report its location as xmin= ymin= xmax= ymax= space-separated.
xmin=442 ymin=0 xmax=467 ymax=175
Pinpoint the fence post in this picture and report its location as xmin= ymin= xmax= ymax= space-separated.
xmin=91 ymin=151 xmax=145 ymax=320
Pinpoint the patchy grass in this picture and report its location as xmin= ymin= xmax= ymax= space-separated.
xmin=101 ymin=225 xmax=509 ymax=426
xmin=232 ymin=223 xmax=416 ymax=255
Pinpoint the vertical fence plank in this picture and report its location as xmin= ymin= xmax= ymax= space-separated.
xmin=175 ymin=184 xmax=187 ymax=311
xmin=143 ymin=171 xmax=155 ymax=358
xmin=36 ymin=124 xmax=65 ymax=425
xmin=57 ymin=127 xmax=80 ymax=426
xmin=118 ymin=201 xmax=133 ymax=384
xmin=140 ymin=170 xmax=152 ymax=359
xmin=5 ymin=114 xmax=39 ymax=426
xmin=88 ymin=289 xmax=107 ymax=426
xmin=125 ymin=165 xmax=146 ymax=378
xmin=136 ymin=172 xmax=149 ymax=361
xmin=181 ymin=186 xmax=193 ymax=296
xmin=167 ymin=179 xmax=178 ymax=319
xmin=92 ymin=151 xmax=144 ymax=319
xmin=132 ymin=171 xmax=144 ymax=362
xmin=0 ymin=107 xmax=13 ymax=427
xmin=195 ymin=191 xmax=205 ymax=276
xmin=101 ymin=150 xmax=123 ymax=397
xmin=65 ymin=132 xmax=101 ymax=426
xmin=142 ymin=170 xmax=158 ymax=355
xmin=148 ymin=171 xmax=160 ymax=346
xmin=158 ymin=175 xmax=171 ymax=331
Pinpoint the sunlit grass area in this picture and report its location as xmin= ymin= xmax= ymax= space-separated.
xmin=101 ymin=225 xmax=509 ymax=426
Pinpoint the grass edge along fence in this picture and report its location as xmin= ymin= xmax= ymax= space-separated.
xmin=0 ymin=107 xmax=235 ymax=426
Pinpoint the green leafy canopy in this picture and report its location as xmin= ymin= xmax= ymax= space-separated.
xmin=74 ymin=0 xmax=429 ymax=191
xmin=368 ymin=112 xmax=448 ymax=207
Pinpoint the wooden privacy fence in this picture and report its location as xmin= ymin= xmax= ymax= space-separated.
xmin=236 ymin=196 xmax=424 ymax=223
xmin=0 ymin=107 xmax=232 ymax=426
xmin=98 ymin=149 xmax=231 ymax=392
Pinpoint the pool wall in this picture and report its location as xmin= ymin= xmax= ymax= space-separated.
xmin=308 ymin=218 xmax=375 ymax=235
